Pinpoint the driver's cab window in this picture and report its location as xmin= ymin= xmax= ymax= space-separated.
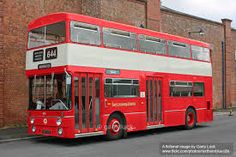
xmin=47 ymin=74 xmax=67 ymax=110
xmin=29 ymin=73 xmax=72 ymax=110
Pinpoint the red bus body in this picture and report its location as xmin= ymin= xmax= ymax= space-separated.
xmin=26 ymin=13 xmax=213 ymax=139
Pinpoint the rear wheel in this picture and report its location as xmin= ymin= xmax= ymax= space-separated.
xmin=106 ymin=113 xmax=125 ymax=140
xmin=185 ymin=108 xmax=196 ymax=130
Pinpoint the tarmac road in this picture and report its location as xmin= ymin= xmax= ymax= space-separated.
xmin=0 ymin=114 xmax=235 ymax=157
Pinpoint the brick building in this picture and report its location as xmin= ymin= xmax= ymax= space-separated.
xmin=0 ymin=0 xmax=235 ymax=127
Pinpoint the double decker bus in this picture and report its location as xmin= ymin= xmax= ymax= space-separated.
xmin=26 ymin=12 xmax=213 ymax=140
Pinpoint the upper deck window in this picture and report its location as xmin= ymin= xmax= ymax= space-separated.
xmin=28 ymin=21 xmax=66 ymax=49
xmin=139 ymin=35 xmax=166 ymax=54
xmin=191 ymin=45 xmax=210 ymax=62
xmin=168 ymin=41 xmax=191 ymax=59
xmin=103 ymin=28 xmax=136 ymax=50
xmin=70 ymin=21 xmax=101 ymax=45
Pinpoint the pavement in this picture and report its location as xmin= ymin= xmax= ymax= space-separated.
xmin=0 ymin=127 xmax=43 ymax=143
xmin=0 ymin=110 xmax=234 ymax=143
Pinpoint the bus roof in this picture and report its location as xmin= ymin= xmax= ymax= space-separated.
xmin=28 ymin=12 xmax=210 ymax=48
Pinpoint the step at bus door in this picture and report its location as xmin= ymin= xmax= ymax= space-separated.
xmin=74 ymin=73 xmax=102 ymax=133
xmin=146 ymin=77 xmax=162 ymax=125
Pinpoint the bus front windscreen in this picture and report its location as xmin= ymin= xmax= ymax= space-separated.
xmin=28 ymin=21 xmax=66 ymax=49
xmin=29 ymin=73 xmax=72 ymax=110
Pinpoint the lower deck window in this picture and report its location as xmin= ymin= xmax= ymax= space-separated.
xmin=193 ymin=82 xmax=204 ymax=96
xmin=170 ymin=81 xmax=192 ymax=97
xmin=105 ymin=78 xmax=139 ymax=98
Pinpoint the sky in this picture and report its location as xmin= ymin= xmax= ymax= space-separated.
xmin=161 ymin=0 xmax=236 ymax=28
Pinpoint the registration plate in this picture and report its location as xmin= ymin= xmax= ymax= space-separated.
xmin=42 ymin=130 xmax=51 ymax=134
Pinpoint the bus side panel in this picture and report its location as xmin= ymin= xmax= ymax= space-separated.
xmin=103 ymin=97 xmax=147 ymax=133
xmin=102 ymin=112 xmax=147 ymax=133
xmin=163 ymin=97 xmax=192 ymax=127
xmin=164 ymin=112 xmax=185 ymax=127
xmin=196 ymin=109 xmax=213 ymax=123
xmin=124 ymin=113 xmax=147 ymax=132
xmin=196 ymin=110 xmax=207 ymax=122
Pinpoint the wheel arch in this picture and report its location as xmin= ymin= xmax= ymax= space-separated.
xmin=107 ymin=111 xmax=127 ymax=126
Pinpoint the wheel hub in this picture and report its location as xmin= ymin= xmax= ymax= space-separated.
xmin=111 ymin=120 xmax=120 ymax=133
xmin=187 ymin=113 xmax=194 ymax=126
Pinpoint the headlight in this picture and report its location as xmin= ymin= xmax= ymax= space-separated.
xmin=32 ymin=126 xmax=36 ymax=133
xmin=30 ymin=118 xmax=34 ymax=124
xmin=56 ymin=117 xmax=62 ymax=126
xmin=58 ymin=128 xmax=63 ymax=135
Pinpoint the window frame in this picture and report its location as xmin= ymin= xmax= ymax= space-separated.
xmin=193 ymin=82 xmax=205 ymax=97
xmin=168 ymin=41 xmax=191 ymax=59
xmin=70 ymin=21 xmax=101 ymax=46
xmin=28 ymin=21 xmax=66 ymax=50
xmin=138 ymin=34 xmax=167 ymax=55
xmin=191 ymin=45 xmax=211 ymax=62
xmin=103 ymin=27 xmax=137 ymax=51
xmin=169 ymin=80 xmax=193 ymax=97
xmin=104 ymin=78 xmax=140 ymax=98
xmin=28 ymin=73 xmax=72 ymax=111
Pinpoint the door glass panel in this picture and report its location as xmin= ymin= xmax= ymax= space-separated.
xmin=74 ymin=77 xmax=79 ymax=129
xmin=95 ymin=78 xmax=100 ymax=128
xmin=146 ymin=80 xmax=149 ymax=121
xmin=89 ymin=77 xmax=93 ymax=128
xmin=82 ymin=77 xmax=86 ymax=128
xmin=158 ymin=80 xmax=162 ymax=121
xmin=153 ymin=80 xmax=157 ymax=122
xmin=150 ymin=80 xmax=153 ymax=122
xmin=146 ymin=77 xmax=162 ymax=124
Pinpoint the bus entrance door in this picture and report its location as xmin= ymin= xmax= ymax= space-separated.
xmin=74 ymin=73 xmax=102 ymax=133
xmin=146 ymin=76 xmax=162 ymax=126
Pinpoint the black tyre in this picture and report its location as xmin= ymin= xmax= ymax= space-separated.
xmin=106 ymin=113 xmax=125 ymax=140
xmin=185 ymin=108 xmax=196 ymax=130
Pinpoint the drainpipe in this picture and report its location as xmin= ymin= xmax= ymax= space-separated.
xmin=221 ymin=41 xmax=226 ymax=109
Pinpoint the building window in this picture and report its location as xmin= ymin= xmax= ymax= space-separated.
xmin=105 ymin=78 xmax=139 ymax=98
xmin=170 ymin=81 xmax=192 ymax=97
xmin=70 ymin=21 xmax=101 ymax=45
xmin=103 ymin=28 xmax=136 ymax=50
xmin=191 ymin=45 xmax=210 ymax=61
xmin=193 ymin=82 xmax=204 ymax=96
xmin=139 ymin=35 xmax=166 ymax=54
xmin=168 ymin=41 xmax=191 ymax=58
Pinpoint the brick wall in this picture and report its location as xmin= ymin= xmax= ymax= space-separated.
xmin=146 ymin=0 xmax=160 ymax=31
xmin=160 ymin=8 xmax=225 ymax=109
xmin=100 ymin=0 xmax=146 ymax=27
xmin=82 ymin=0 xmax=101 ymax=18
xmin=0 ymin=0 xmax=4 ymax=127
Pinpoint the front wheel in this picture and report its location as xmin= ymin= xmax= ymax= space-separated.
xmin=185 ymin=108 xmax=196 ymax=130
xmin=106 ymin=113 xmax=125 ymax=140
